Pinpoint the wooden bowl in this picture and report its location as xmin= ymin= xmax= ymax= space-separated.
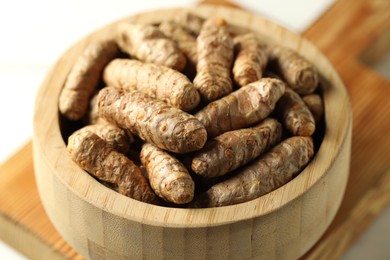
xmin=33 ymin=5 xmax=352 ymax=260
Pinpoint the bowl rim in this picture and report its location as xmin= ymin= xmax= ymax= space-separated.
xmin=33 ymin=4 xmax=352 ymax=228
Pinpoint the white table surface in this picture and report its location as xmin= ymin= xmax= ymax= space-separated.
xmin=1 ymin=0 xmax=389 ymax=259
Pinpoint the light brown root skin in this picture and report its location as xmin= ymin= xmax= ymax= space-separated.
xmin=81 ymin=123 xmax=132 ymax=154
xmin=268 ymin=45 xmax=319 ymax=95
xmin=233 ymin=33 xmax=268 ymax=87
xmin=191 ymin=118 xmax=282 ymax=178
xmin=302 ymin=94 xmax=324 ymax=124
xmin=276 ymin=87 xmax=316 ymax=136
xmin=195 ymin=78 xmax=285 ymax=138
xmin=175 ymin=11 xmax=205 ymax=36
xmin=193 ymin=18 xmax=234 ymax=102
xmin=116 ymin=23 xmax=186 ymax=71
xmin=98 ymin=87 xmax=207 ymax=153
xmin=103 ymin=59 xmax=200 ymax=111
xmin=59 ymin=40 xmax=119 ymax=121
xmin=192 ymin=136 xmax=314 ymax=207
xmin=159 ymin=21 xmax=198 ymax=66
xmin=141 ymin=143 xmax=194 ymax=204
xmin=85 ymin=92 xmax=107 ymax=125
xmin=67 ymin=129 xmax=157 ymax=204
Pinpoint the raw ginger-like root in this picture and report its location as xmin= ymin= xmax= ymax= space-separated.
xmin=191 ymin=118 xmax=282 ymax=178
xmin=268 ymin=45 xmax=319 ymax=95
xmin=159 ymin=20 xmax=198 ymax=66
xmin=116 ymin=22 xmax=186 ymax=71
xmin=98 ymin=87 xmax=207 ymax=153
xmin=195 ymin=78 xmax=285 ymax=138
xmin=103 ymin=59 xmax=200 ymax=111
xmin=302 ymin=94 xmax=324 ymax=124
xmin=140 ymin=143 xmax=195 ymax=204
xmin=85 ymin=92 xmax=106 ymax=125
xmin=192 ymin=136 xmax=314 ymax=207
xmin=233 ymin=33 xmax=268 ymax=87
xmin=275 ymin=87 xmax=316 ymax=136
xmin=86 ymin=92 xmax=138 ymax=149
xmin=193 ymin=17 xmax=234 ymax=102
xmin=67 ymin=128 xmax=157 ymax=204
xmin=175 ymin=11 xmax=205 ymax=36
xmin=81 ymin=123 xmax=133 ymax=154
xmin=59 ymin=40 xmax=119 ymax=121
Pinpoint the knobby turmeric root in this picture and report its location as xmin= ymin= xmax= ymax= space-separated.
xmin=159 ymin=20 xmax=198 ymax=66
xmin=98 ymin=87 xmax=207 ymax=153
xmin=175 ymin=12 xmax=205 ymax=36
xmin=140 ymin=143 xmax=195 ymax=204
xmin=233 ymin=33 xmax=268 ymax=87
xmin=59 ymin=40 xmax=119 ymax=121
xmin=195 ymin=78 xmax=285 ymax=138
xmin=268 ymin=45 xmax=319 ymax=95
xmin=116 ymin=22 xmax=186 ymax=71
xmin=67 ymin=128 xmax=157 ymax=203
xmin=85 ymin=92 xmax=106 ymax=125
xmin=81 ymin=123 xmax=133 ymax=154
xmin=193 ymin=18 xmax=234 ymax=102
xmin=192 ymin=136 xmax=314 ymax=207
xmin=191 ymin=118 xmax=282 ymax=178
xmin=60 ymin=16 xmax=326 ymax=208
xmin=103 ymin=59 xmax=200 ymax=111
xmin=302 ymin=94 xmax=324 ymax=124
xmin=276 ymin=87 xmax=316 ymax=136
xmin=85 ymin=93 xmax=137 ymax=143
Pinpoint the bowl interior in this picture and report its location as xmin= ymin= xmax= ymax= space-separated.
xmin=33 ymin=5 xmax=351 ymax=228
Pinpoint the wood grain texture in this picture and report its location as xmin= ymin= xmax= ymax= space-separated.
xmin=302 ymin=0 xmax=390 ymax=258
xmin=0 ymin=142 xmax=82 ymax=259
xmin=304 ymin=169 xmax=390 ymax=259
xmin=31 ymin=5 xmax=351 ymax=260
xmin=1 ymin=0 xmax=388 ymax=259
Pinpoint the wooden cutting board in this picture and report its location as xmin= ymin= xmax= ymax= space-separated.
xmin=1 ymin=0 xmax=390 ymax=259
